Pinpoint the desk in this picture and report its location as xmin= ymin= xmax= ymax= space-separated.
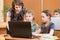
xmin=0 ymin=22 xmax=6 ymax=34
xmin=0 ymin=22 xmax=60 ymax=40
xmin=5 ymin=37 xmax=38 ymax=40
xmin=1 ymin=34 xmax=38 ymax=40
xmin=55 ymin=30 xmax=60 ymax=38
xmin=3 ymin=34 xmax=38 ymax=40
xmin=1 ymin=34 xmax=60 ymax=40
xmin=0 ymin=35 xmax=5 ymax=40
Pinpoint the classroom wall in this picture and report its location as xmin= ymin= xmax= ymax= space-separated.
xmin=43 ymin=0 xmax=60 ymax=16
xmin=22 ymin=0 xmax=41 ymax=26
xmin=4 ymin=0 xmax=42 ymax=26
xmin=22 ymin=0 xmax=60 ymax=25
xmin=0 ymin=0 xmax=4 ymax=22
xmin=4 ymin=0 xmax=12 ymax=6
xmin=5 ymin=0 xmax=60 ymax=25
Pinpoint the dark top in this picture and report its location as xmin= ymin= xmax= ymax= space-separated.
xmin=41 ymin=22 xmax=55 ymax=34
xmin=6 ymin=8 xmax=26 ymax=34
xmin=8 ymin=8 xmax=26 ymax=21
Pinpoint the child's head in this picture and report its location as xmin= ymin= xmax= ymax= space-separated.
xmin=54 ymin=9 xmax=60 ymax=17
xmin=41 ymin=10 xmax=51 ymax=23
xmin=24 ymin=10 xmax=34 ymax=22
xmin=12 ymin=0 xmax=24 ymax=13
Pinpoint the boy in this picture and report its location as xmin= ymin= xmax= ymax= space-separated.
xmin=24 ymin=10 xmax=41 ymax=37
xmin=54 ymin=9 xmax=60 ymax=17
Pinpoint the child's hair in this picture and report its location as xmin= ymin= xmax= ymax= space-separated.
xmin=12 ymin=0 xmax=24 ymax=11
xmin=25 ymin=10 xmax=35 ymax=20
xmin=42 ymin=10 xmax=52 ymax=33
xmin=54 ymin=9 xmax=60 ymax=14
xmin=25 ymin=10 xmax=34 ymax=15
xmin=42 ymin=10 xmax=51 ymax=20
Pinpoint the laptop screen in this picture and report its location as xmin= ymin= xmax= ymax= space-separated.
xmin=51 ymin=17 xmax=60 ymax=30
xmin=8 ymin=21 xmax=32 ymax=38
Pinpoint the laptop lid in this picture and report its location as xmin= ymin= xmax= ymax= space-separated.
xmin=8 ymin=21 xmax=32 ymax=38
xmin=51 ymin=17 xmax=60 ymax=30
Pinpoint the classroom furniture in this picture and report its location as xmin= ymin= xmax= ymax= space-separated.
xmin=0 ymin=22 xmax=60 ymax=40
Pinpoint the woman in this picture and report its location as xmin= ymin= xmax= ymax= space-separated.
xmin=6 ymin=0 xmax=26 ymax=34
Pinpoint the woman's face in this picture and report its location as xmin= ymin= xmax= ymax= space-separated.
xmin=15 ymin=5 xmax=22 ymax=13
xmin=41 ymin=13 xmax=49 ymax=23
xmin=24 ymin=13 xmax=34 ymax=22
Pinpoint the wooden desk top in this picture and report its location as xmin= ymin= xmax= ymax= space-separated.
xmin=0 ymin=35 xmax=5 ymax=40
xmin=1 ymin=34 xmax=38 ymax=40
xmin=5 ymin=37 xmax=38 ymax=40
xmin=1 ymin=34 xmax=60 ymax=40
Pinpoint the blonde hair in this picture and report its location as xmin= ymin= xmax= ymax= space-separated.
xmin=24 ymin=10 xmax=35 ymax=20
xmin=25 ymin=10 xmax=34 ymax=15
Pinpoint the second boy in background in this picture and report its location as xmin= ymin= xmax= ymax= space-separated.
xmin=54 ymin=9 xmax=60 ymax=17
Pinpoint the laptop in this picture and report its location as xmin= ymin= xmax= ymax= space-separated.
xmin=8 ymin=21 xmax=32 ymax=38
xmin=51 ymin=17 xmax=60 ymax=30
